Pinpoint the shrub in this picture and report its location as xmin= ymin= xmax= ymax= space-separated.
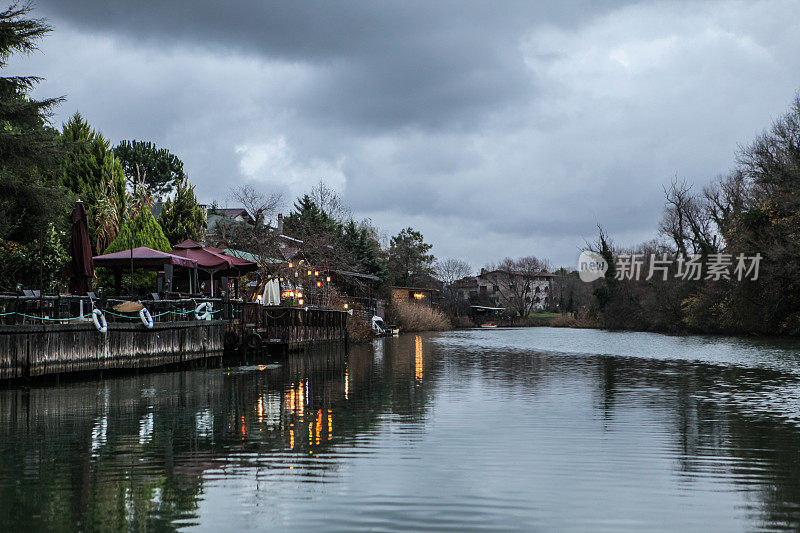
xmin=0 ymin=224 xmax=67 ymax=292
xmin=347 ymin=313 xmax=375 ymax=343
xmin=549 ymin=313 xmax=599 ymax=329
xmin=390 ymin=299 xmax=450 ymax=332
xmin=450 ymin=315 xmax=474 ymax=329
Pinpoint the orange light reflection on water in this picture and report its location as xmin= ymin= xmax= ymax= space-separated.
xmin=415 ymin=335 xmax=424 ymax=384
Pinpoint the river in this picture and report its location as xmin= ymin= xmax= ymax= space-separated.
xmin=2 ymin=327 xmax=800 ymax=531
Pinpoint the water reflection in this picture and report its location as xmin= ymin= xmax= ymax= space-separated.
xmin=2 ymin=330 xmax=800 ymax=530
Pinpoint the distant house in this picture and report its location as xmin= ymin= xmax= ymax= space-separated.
xmin=390 ymin=286 xmax=441 ymax=307
xmin=455 ymin=268 xmax=556 ymax=312
xmin=213 ymin=208 xmax=253 ymax=223
xmin=205 ymin=210 xmax=302 ymax=255
xmin=204 ymin=207 xmax=255 ymax=237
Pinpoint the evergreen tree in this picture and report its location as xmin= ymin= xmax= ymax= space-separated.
xmin=158 ymin=177 xmax=205 ymax=245
xmin=0 ymin=2 xmax=71 ymax=243
xmin=283 ymin=194 xmax=343 ymax=267
xmin=98 ymin=208 xmax=171 ymax=295
xmin=283 ymin=194 xmax=339 ymax=236
xmin=342 ymin=220 xmax=388 ymax=282
xmin=60 ymin=112 xmax=127 ymax=252
xmin=387 ymin=227 xmax=435 ymax=286
xmin=104 ymin=208 xmax=171 ymax=254
xmin=113 ymin=140 xmax=185 ymax=196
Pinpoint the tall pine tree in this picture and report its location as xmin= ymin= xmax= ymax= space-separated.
xmin=342 ymin=220 xmax=388 ymax=282
xmin=114 ymin=139 xmax=185 ymax=196
xmin=60 ymin=112 xmax=127 ymax=252
xmin=387 ymin=227 xmax=435 ymax=286
xmin=158 ymin=177 xmax=205 ymax=245
xmin=0 ymin=2 xmax=70 ymax=243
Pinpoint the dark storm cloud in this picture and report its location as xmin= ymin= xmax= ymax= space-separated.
xmin=33 ymin=0 xmax=625 ymax=131
xmin=11 ymin=0 xmax=800 ymax=267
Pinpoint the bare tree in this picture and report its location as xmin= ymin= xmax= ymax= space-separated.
xmin=232 ymin=185 xmax=283 ymax=227
xmin=436 ymin=258 xmax=472 ymax=312
xmin=435 ymin=258 xmax=472 ymax=285
xmin=658 ymin=177 xmax=718 ymax=256
xmin=703 ymin=169 xmax=749 ymax=241
xmin=483 ymin=256 xmax=552 ymax=317
xmin=308 ymin=180 xmax=351 ymax=224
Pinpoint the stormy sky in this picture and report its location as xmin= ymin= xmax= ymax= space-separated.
xmin=8 ymin=0 xmax=800 ymax=268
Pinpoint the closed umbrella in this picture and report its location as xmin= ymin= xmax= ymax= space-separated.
xmin=66 ymin=201 xmax=94 ymax=295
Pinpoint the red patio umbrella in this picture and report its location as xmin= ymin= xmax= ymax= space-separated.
xmin=171 ymin=239 xmax=234 ymax=269
xmin=92 ymin=247 xmax=198 ymax=269
xmin=66 ymin=201 xmax=94 ymax=295
xmin=172 ymin=239 xmax=259 ymax=297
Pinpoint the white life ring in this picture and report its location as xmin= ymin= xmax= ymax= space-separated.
xmin=194 ymin=302 xmax=211 ymax=320
xmin=139 ymin=307 xmax=154 ymax=329
xmin=91 ymin=309 xmax=107 ymax=333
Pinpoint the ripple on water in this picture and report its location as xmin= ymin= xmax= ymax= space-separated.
xmin=2 ymin=330 xmax=800 ymax=531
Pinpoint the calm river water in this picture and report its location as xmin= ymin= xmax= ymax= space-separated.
xmin=3 ymin=327 xmax=800 ymax=531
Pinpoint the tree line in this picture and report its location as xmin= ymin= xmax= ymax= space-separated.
xmin=589 ymin=94 xmax=800 ymax=335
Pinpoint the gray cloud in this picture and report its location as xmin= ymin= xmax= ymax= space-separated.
xmin=8 ymin=0 xmax=800 ymax=268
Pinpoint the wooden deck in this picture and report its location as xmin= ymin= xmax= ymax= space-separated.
xmin=0 ymin=296 xmax=350 ymax=381
xmin=0 ymin=320 xmax=224 ymax=380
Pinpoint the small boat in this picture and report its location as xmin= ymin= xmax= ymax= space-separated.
xmin=480 ymin=323 xmax=498 ymax=328
xmin=372 ymin=316 xmax=401 ymax=336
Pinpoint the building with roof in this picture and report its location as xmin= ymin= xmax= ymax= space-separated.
xmin=390 ymin=286 xmax=441 ymax=307
xmin=455 ymin=269 xmax=556 ymax=312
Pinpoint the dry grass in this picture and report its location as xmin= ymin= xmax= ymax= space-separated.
xmin=347 ymin=313 xmax=376 ymax=343
xmin=450 ymin=315 xmax=475 ymax=329
xmin=390 ymin=300 xmax=451 ymax=332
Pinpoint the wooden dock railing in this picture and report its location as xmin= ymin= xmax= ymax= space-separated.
xmin=224 ymin=302 xmax=348 ymax=352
